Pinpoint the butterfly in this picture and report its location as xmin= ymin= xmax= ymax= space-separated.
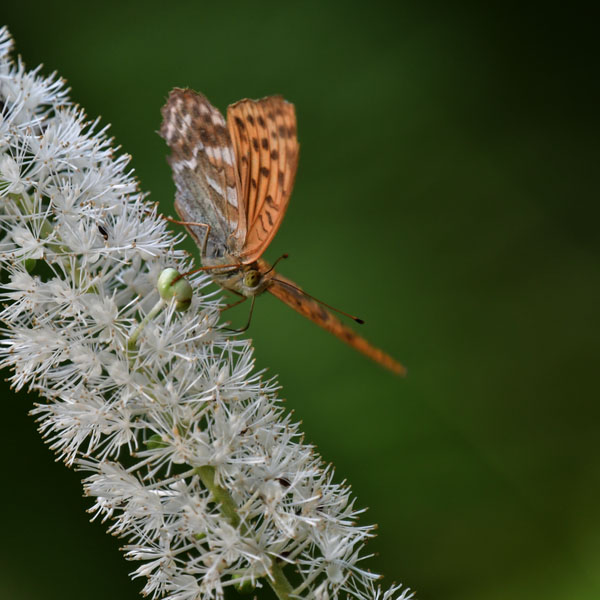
xmin=160 ymin=88 xmax=405 ymax=375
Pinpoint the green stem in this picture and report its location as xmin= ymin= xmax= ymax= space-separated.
xmin=195 ymin=465 xmax=295 ymax=600
xmin=270 ymin=561 xmax=295 ymax=598
xmin=128 ymin=298 xmax=165 ymax=350
xmin=196 ymin=465 xmax=241 ymax=528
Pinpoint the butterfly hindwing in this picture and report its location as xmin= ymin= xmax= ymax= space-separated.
xmin=227 ymin=96 xmax=299 ymax=263
xmin=267 ymin=271 xmax=406 ymax=376
xmin=160 ymin=88 xmax=245 ymax=260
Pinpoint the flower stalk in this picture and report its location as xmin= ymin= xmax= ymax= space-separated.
xmin=195 ymin=463 xmax=295 ymax=600
xmin=195 ymin=465 xmax=242 ymax=529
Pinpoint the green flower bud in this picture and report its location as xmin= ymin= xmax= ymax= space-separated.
xmin=157 ymin=268 xmax=193 ymax=311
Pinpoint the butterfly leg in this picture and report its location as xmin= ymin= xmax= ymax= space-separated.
xmin=157 ymin=214 xmax=244 ymax=281
xmin=157 ymin=212 xmax=242 ymax=275
xmin=160 ymin=213 xmax=212 ymax=255
xmin=149 ymin=206 xmax=208 ymax=232
xmin=220 ymin=292 xmax=248 ymax=313
xmin=223 ymin=296 xmax=256 ymax=333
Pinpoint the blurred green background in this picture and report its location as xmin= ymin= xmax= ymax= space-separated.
xmin=2 ymin=2 xmax=598 ymax=599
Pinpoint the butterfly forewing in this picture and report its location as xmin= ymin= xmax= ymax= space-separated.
xmin=160 ymin=88 xmax=245 ymax=260
xmin=227 ymin=97 xmax=299 ymax=263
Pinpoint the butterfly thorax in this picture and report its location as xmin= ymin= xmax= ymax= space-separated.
xmin=205 ymin=256 xmax=273 ymax=298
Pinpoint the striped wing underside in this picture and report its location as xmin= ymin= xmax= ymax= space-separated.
xmin=160 ymin=88 xmax=245 ymax=260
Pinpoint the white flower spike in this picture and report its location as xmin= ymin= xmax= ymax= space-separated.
xmin=0 ymin=26 xmax=414 ymax=600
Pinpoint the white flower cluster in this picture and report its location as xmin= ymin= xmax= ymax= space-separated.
xmin=0 ymin=27 xmax=413 ymax=600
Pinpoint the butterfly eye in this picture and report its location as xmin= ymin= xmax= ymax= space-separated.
xmin=244 ymin=270 xmax=260 ymax=288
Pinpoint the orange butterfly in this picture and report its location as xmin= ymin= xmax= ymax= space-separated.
xmin=160 ymin=88 xmax=405 ymax=375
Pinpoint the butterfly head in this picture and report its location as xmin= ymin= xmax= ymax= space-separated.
xmin=210 ymin=261 xmax=272 ymax=298
xmin=239 ymin=262 xmax=274 ymax=296
xmin=243 ymin=268 xmax=261 ymax=289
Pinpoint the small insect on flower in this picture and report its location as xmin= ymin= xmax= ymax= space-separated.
xmin=98 ymin=224 xmax=109 ymax=240
xmin=160 ymin=88 xmax=406 ymax=375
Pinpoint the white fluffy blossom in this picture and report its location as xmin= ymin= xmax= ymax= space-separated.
xmin=0 ymin=26 xmax=413 ymax=600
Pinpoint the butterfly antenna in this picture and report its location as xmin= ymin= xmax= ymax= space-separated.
xmin=271 ymin=278 xmax=365 ymax=325
xmin=263 ymin=254 xmax=289 ymax=276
